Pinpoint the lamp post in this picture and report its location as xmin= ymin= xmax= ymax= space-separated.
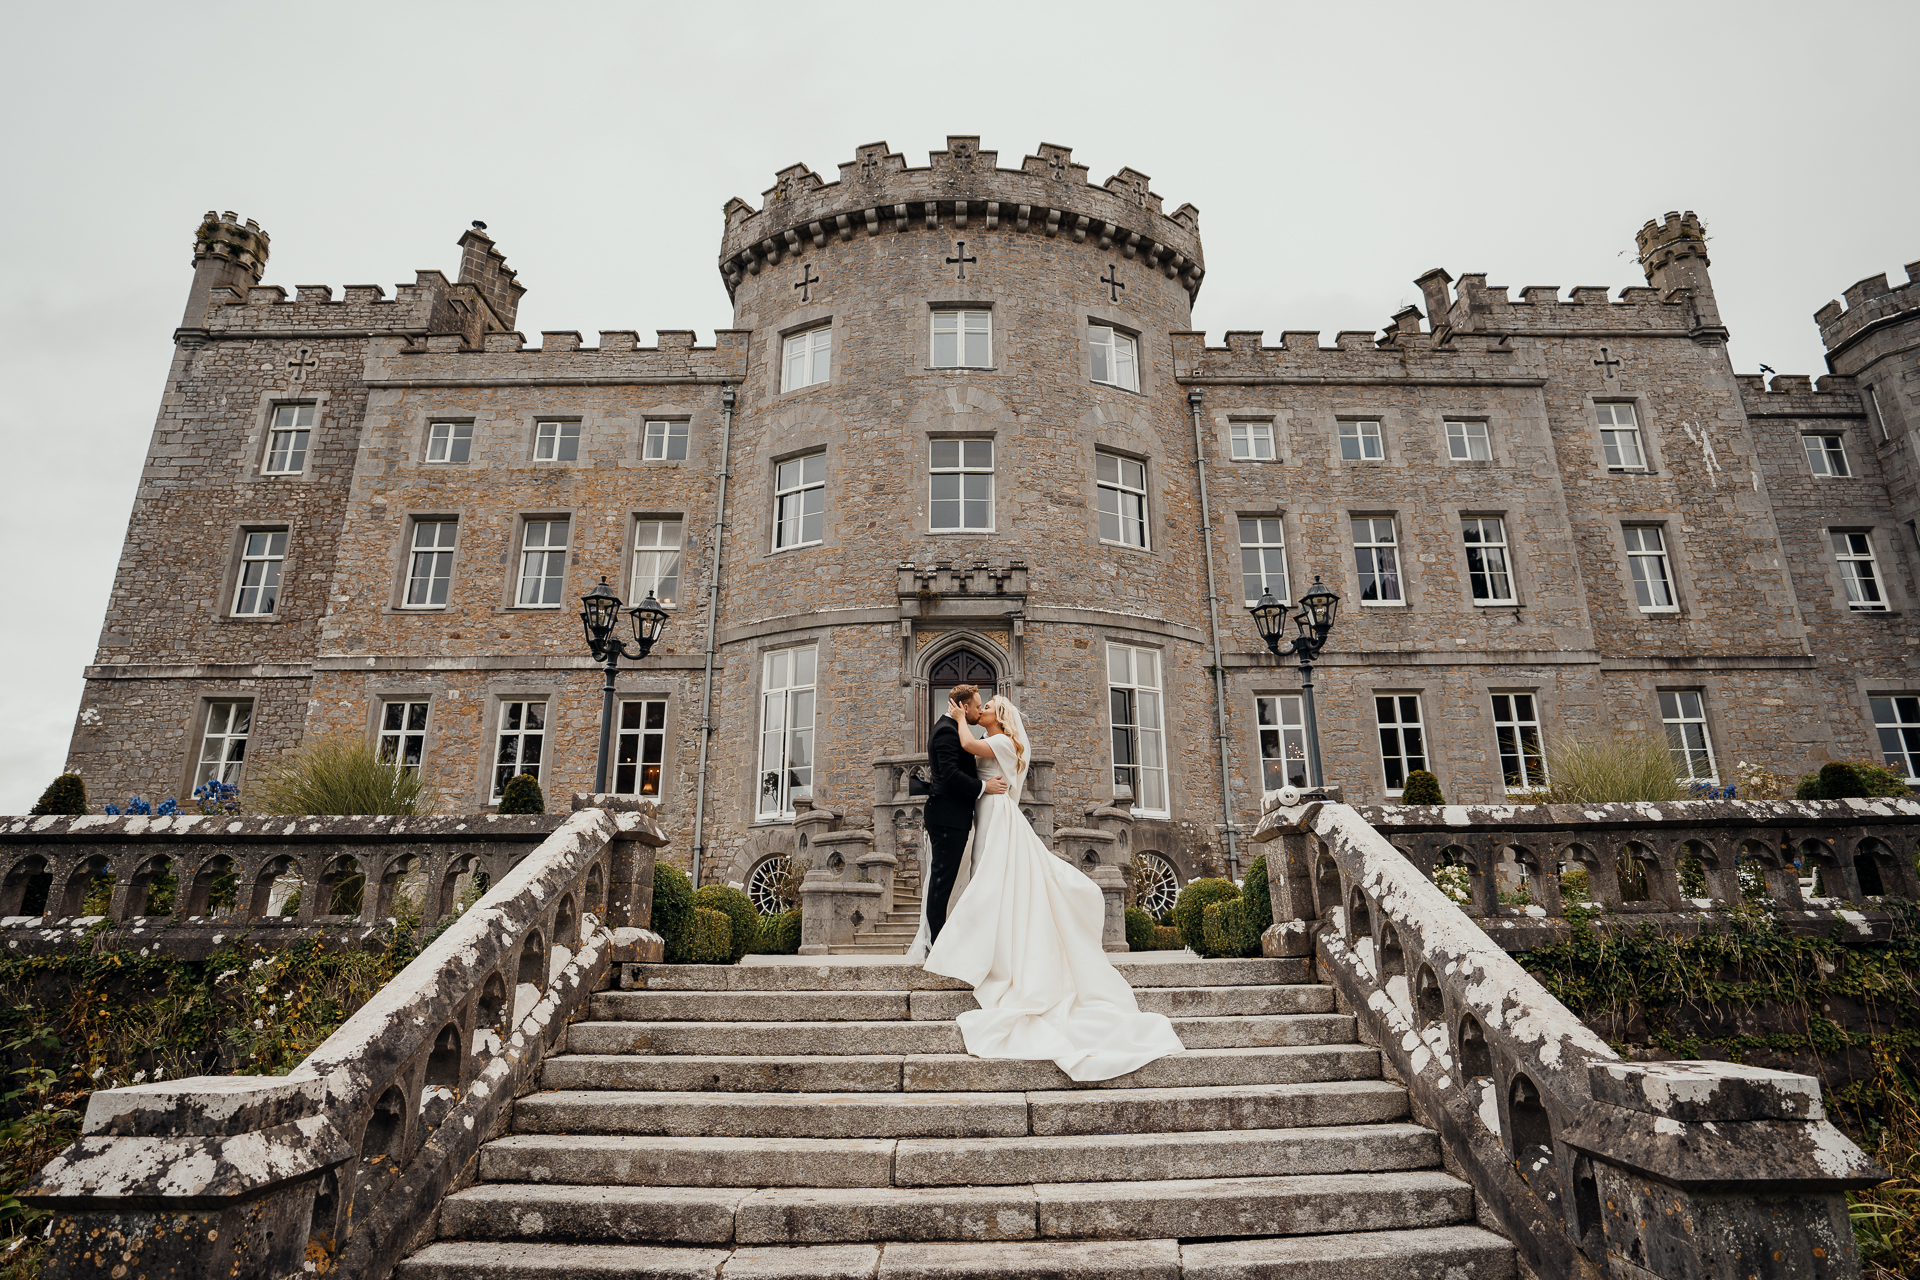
xmin=580 ymin=577 xmax=670 ymax=795
xmin=1248 ymin=576 xmax=1341 ymax=789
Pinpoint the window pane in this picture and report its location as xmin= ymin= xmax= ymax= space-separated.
xmin=931 ymin=440 xmax=959 ymax=469
xmin=963 ymin=439 xmax=992 ymax=469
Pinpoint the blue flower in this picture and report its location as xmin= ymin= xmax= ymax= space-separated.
xmin=156 ymin=798 xmax=179 ymax=816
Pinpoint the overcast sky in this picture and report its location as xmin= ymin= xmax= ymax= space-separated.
xmin=1 ymin=1 xmax=1914 ymax=813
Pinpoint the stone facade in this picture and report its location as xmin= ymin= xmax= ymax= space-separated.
xmin=61 ymin=140 xmax=1920 ymax=896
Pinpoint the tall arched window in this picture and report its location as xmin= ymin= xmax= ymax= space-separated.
xmin=928 ymin=647 xmax=997 ymax=732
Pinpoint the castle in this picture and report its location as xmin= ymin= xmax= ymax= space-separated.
xmin=63 ymin=135 xmax=1920 ymax=905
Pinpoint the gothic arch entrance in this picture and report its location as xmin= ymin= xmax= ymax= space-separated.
xmin=927 ymin=646 xmax=997 ymax=733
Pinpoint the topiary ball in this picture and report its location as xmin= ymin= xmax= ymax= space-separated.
xmin=1201 ymin=898 xmax=1246 ymax=960
xmin=1124 ymin=905 xmax=1157 ymax=952
xmin=693 ymin=884 xmax=761 ymax=964
xmin=652 ymin=863 xmax=694 ymax=960
xmin=1171 ymin=878 xmax=1240 ymax=953
xmin=1401 ymin=770 xmax=1445 ymax=806
xmin=683 ymin=906 xmax=732 ymax=964
xmin=498 ymin=773 xmax=546 ymax=814
xmin=30 ymin=773 xmax=88 ymax=816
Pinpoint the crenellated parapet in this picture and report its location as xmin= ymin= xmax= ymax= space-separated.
xmin=716 ymin=136 xmax=1205 ymax=301
xmin=1815 ymin=261 xmax=1920 ymax=356
xmin=1424 ymin=269 xmax=1692 ymax=336
xmin=203 ymin=271 xmax=469 ymax=336
xmin=1735 ymin=371 xmax=1865 ymax=419
xmin=382 ymin=328 xmax=750 ymax=383
xmin=1171 ymin=323 xmax=1527 ymax=384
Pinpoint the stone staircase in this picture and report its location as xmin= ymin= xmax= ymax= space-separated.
xmin=398 ymin=954 xmax=1514 ymax=1279
xmin=830 ymin=889 xmax=923 ymax=955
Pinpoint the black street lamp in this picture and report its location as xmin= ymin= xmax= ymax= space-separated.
xmin=1249 ymin=576 xmax=1341 ymax=790
xmin=580 ymin=578 xmax=670 ymax=795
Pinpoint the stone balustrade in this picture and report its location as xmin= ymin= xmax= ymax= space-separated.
xmin=21 ymin=804 xmax=668 ymax=1280
xmin=1254 ymin=794 xmax=1891 ymax=1280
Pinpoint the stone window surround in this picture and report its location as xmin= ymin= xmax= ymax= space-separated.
xmin=1101 ymin=637 xmax=1172 ymax=817
xmin=1342 ymin=508 xmax=1417 ymax=610
xmin=1581 ymin=392 xmax=1664 ymax=476
xmin=1650 ymin=680 xmax=1723 ymax=785
xmin=1820 ymin=518 xmax=1910 ymax=617
xmin=388 ymin=511 xmax=464 ymax=613
xmin=1092 ymin=444 xmax=1155 ymax=553
xmin=1225 ymin=416 xmax=1280 ymax=463
xmin=766 ymin=446 xmax=829 ymax=556
xmin=747 ymin=630 xmax=832 ymax=826
xmin=1799 ymin=429 xmax=1854 ymax=479
xmin=1231 ymin=505 xmax=1291 ymax=607
xmin=524 ymin=415 xmax=585 ymax=466
xmin=770 ymin=308 xmax=839 ymax=399
xmin=641 ymin=416 xmax=695 ymax=465
xmin=612 ymin=685 xmax=679 ymax=803
xmin=503 ymin=509 xmax=576 ymax=611
xmin=417 ymin=415 xmax=477 ymax=467
xmin=1080 ymin=309 xmax=1149 ymax=397
xmin=1206 ymin=406 xmax=1297 ymax=466
xmin=1368 ymin=687 xmax=1431 ymax=796
xmin=1326 ymin=411 xmax=1405 ymax=469
xmin=1442 ymin=416 xmax=1499 ymax=469
xmin=923 ymin=300 xmax=997 ymax=372
xmin=181 ymin=691 xmax=259 ymax=800
xmin=918 ymin=429 xmax=1001 ymax=537
xmin=1473 ymin=677 xmax=1556 ymax=795
xmin=1598 ymin=513 xmax=1695 ymax=619
xmin=215 ymin=520 xmax=296 ymax=626
xmin=1444 ymin=504 xmax=1528 ymax=611
xmin=1854 ymin=677 xmax=1920 ymax=778
xmin=475 ymin=687 xmax=557 ymax=810
xmin=244 ymin=390 xmax=331 ymax=483
xmin=620 ymin=512 xmax=688 ymax=611
xmin=361 ymin=688 xmax=439 ymax=771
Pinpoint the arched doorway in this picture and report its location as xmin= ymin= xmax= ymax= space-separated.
xmin=928 ymin=647 xmax=997 ymax=732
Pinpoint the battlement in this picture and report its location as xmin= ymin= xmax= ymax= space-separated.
xmin=1735 ymin=371 xmax=1865 ymax=418
xmin=1635 ymin=210 xmax=1710 ymax=278
xmin=383 ymin=328 xmax=751 ymax=382
xmin=456 ymin=223 xmax=526 ymax=329
xmin=1421 ymin=268 xmax=1692 ymax=335
xmin=203 ymin=270 xmax=468 ymax=334
xmin=1171 ymin=325 xmax=1523 ymax=383
xmin=1814 ymin=261 xmax=1920 ymax=353
xmin=192 ymin=210 xmax=269 ymax=278
xmin=716 ymin=136 xmax=1205 ymax=300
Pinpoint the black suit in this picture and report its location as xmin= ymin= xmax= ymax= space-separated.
xmin=924 ymin=714 xmax=982 ymax=943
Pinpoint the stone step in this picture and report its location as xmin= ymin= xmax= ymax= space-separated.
xmin=541 ymin=1044 xmax=1379 ymax=1094
xmin=478 ymin=1122 xmax=1440 ymax=1188
xmin=513 ymin=1080 xmax=1406 ymax=1140
xmin=398 ymin=1228 xmax=1516 ymax=1279
xmin=435 ymin=1169 xmax=1473 ymax=1246
xmin=828 ymin=945 xmax=912 ymax=955
xmin=635 ymin=957 xmax=1299 ymax=991
xmin=589 ymin=984 xmax=1330 ymax=1023
xmin=567 ymin=1013 xmax=1355 ymax=1057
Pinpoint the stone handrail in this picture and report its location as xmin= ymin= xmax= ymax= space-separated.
xmin=1255 ymin=796 xmax=1886 ymax=1280
xmin=23 ymin=805 xmax=667 ymax=1280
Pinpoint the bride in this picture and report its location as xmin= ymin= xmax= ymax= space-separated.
xmin=915 ymin=694 xmax=1186 ymax=1081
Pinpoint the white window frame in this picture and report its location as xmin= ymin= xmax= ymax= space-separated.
xmin=1462 ymin=516 xmax=1516 ymax=605
xmin=931 ymin=310 xmax=992 ymax=369
xmin=631 ymin=519 xmax=683 ymax=608
xmin=1352 ymin=517 xmax=1403 ymax=605
xmin=264 ymin=404 xmax=314 ymax=475
xmin=782 ymin=327 xmax=832 ymax=392
xmin=534 ymin=420 xmax=580 ymax=462
xmin=772 ymin=453 xmax=826 ymax=551
xmin=1624 ymin=525 xmax=1678 ymax=612
xmin=492 ymin=701 xmax=546 ymax=801
xmin=1870 ymin=695 xmax=1920 ymax=783
xmin=1658 ymin=690 xmax=1717 ymax=784
xmin=615 ymin=697 xmax=668 ymax=797
xmin=231 ymin=530 xmax=288 ymax=617
xmin=516 ymin=518 xmax=570 ymax=607
xmin=1832 ymin=530 xmax=1889 ymax=611
xmin=1375 ymin=694 xmax=1428 ymax=794
xmin=1256 ymin=695 xmax=1311 ymax=791
xmin=1338 ymin=420 xmax=1384 ymax=461
xmin=426 ymin=421 xmax=473 ymax=464
xmin=930 ymin=439 xmax=994 ymax=531
xmin=1491 ymin=693 xmax=1547 ymax=792
xmin=378 ymin=700 xmax=430 ymax=774
xmin=1090 ymin=325 xmax=1139 ymax=392
xmin=1107 ymin=644 xmax=1168 ymax=816
xmin=757 ymin=646 xmax=817 ymax=819
xmin=404 ymin=519 xmax=457 ymax=608
xmin=1096 ymin=452 xmax=1149 ymax=549
xmin=195 ymin=701 xmax=252 ymax=788
xmin=1802 ymin=433 xmax=1850 ymax=478
xmin=643 ymin=419 xmax=689 ymax=461
xmin=1229 ymin=420 xmax=1276 ymax=461
xmin=1598 ymin=402 xmax=1646 ymax=471
xmin=1445 ymin=419 xmax=1491 ymax=462
xmin=1237 ymin=517 xmax=1289 ymax=606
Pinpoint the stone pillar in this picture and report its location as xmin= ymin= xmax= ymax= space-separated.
xmin=1088 ymin=865 xmax=1128 ymax=951
xmin=797 ymin=825 xmax=882 ymax=956
xmin=1260 ymin=827 xmax=1320 ymax=959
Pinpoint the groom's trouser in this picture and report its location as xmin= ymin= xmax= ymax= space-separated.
xmin=924 ymin=822 xmax=971 ymax=943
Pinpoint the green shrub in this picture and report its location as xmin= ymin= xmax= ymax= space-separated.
xmin=249 ymin=733 xmax=425 ymax=815
xmin=1171 ymin=878 xmax=1240 ymax=953
xmin=1559 ymin=866 xmax=1591 ymax=903
xmin=751 ymin=909 xmax=802 ymax=955
xmin=1797 ymin=760 xmax=1912 ymax=801
xmin=497 ymin=773 xmax=545 ymax=815
xmin=653 ymin=863 xmax=695 ymax=961
xmin=1200 ymin=898 xmax=1245 ymax=959
xmin=681 ymin=906 xmax=732 ymax=964
xmin=29 ymin=773 xmax=87 ymax=816
xmin=1238 ymin=854 xmax=1271 ymax=956
xmin=1125 ymin=906 xmax=1157 ymax=951
xmin=694 ymin=885 xmax=760 ymax=964
xmin=1542 ymin=733 xmax=1686 ymax=804
xmin=1400 ymin=770 xmax=1444 ymax=805
xmin=1151 ymin=924 xmax=1184 ymax=949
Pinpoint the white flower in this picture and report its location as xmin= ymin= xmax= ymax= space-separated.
xmin=266 ymin=1005 xmax=277 ymax=1016
xmin=90 ymin=1066 xmax=105 ymax=1081
xmin=132 ymin=1070 xmax=146 ymax=1083
xmin=256 ymin=984 xmax=268 ymax=995
xmin=214 ymin=969 xmax=238 ymax=985
xmin=252 ymin=1019 xmax=263 ymax=1029
xmin=153 ymin=1068 xmax=164 ymax=1080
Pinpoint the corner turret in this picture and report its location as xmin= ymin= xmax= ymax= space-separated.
xmin=456 ymin=222 xmax=527 ymax=330
xmin=180 ymin=211 xmax=269 ymax=333
xmin=1635 ymin=210 xmax=1726 ymax=341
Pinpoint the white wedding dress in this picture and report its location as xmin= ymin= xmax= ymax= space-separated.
xmin=918 ymin=733 xmax=1186 ymax=1081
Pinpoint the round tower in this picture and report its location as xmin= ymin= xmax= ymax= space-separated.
xmin=705 ymin=137 xmax=1218 ymax=885
xmin=1635 ymin=210 xmax=1724 ymax=338
xmin=180 ymin=211 xmax=269 ymax=331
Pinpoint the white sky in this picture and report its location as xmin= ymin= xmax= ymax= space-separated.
xmin=1 ymin=1 xmax=1914 ymax=813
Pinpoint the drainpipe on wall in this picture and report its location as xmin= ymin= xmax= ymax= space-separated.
xmin=1187 ymin=388 xmax=1241 ymax=880
xmin=689 ymin=384 xmax=736 ymax=886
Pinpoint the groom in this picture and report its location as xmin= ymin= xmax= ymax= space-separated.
xmin=924 ymin=684 xmax=1008 ymax=943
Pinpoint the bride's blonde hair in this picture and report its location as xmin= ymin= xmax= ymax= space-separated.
xmin=988 ymin=695 xmax=1027 ymax=771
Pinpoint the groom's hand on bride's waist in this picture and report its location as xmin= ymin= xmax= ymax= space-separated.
xmin=983 ymin=777 xmax=1008 ymax=795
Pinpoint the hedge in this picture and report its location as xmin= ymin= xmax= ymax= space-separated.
xmin=693 ymin=884 xmax=761 ymax=964
xmin=1171 ymin=878 xmax=1240 ymax=953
